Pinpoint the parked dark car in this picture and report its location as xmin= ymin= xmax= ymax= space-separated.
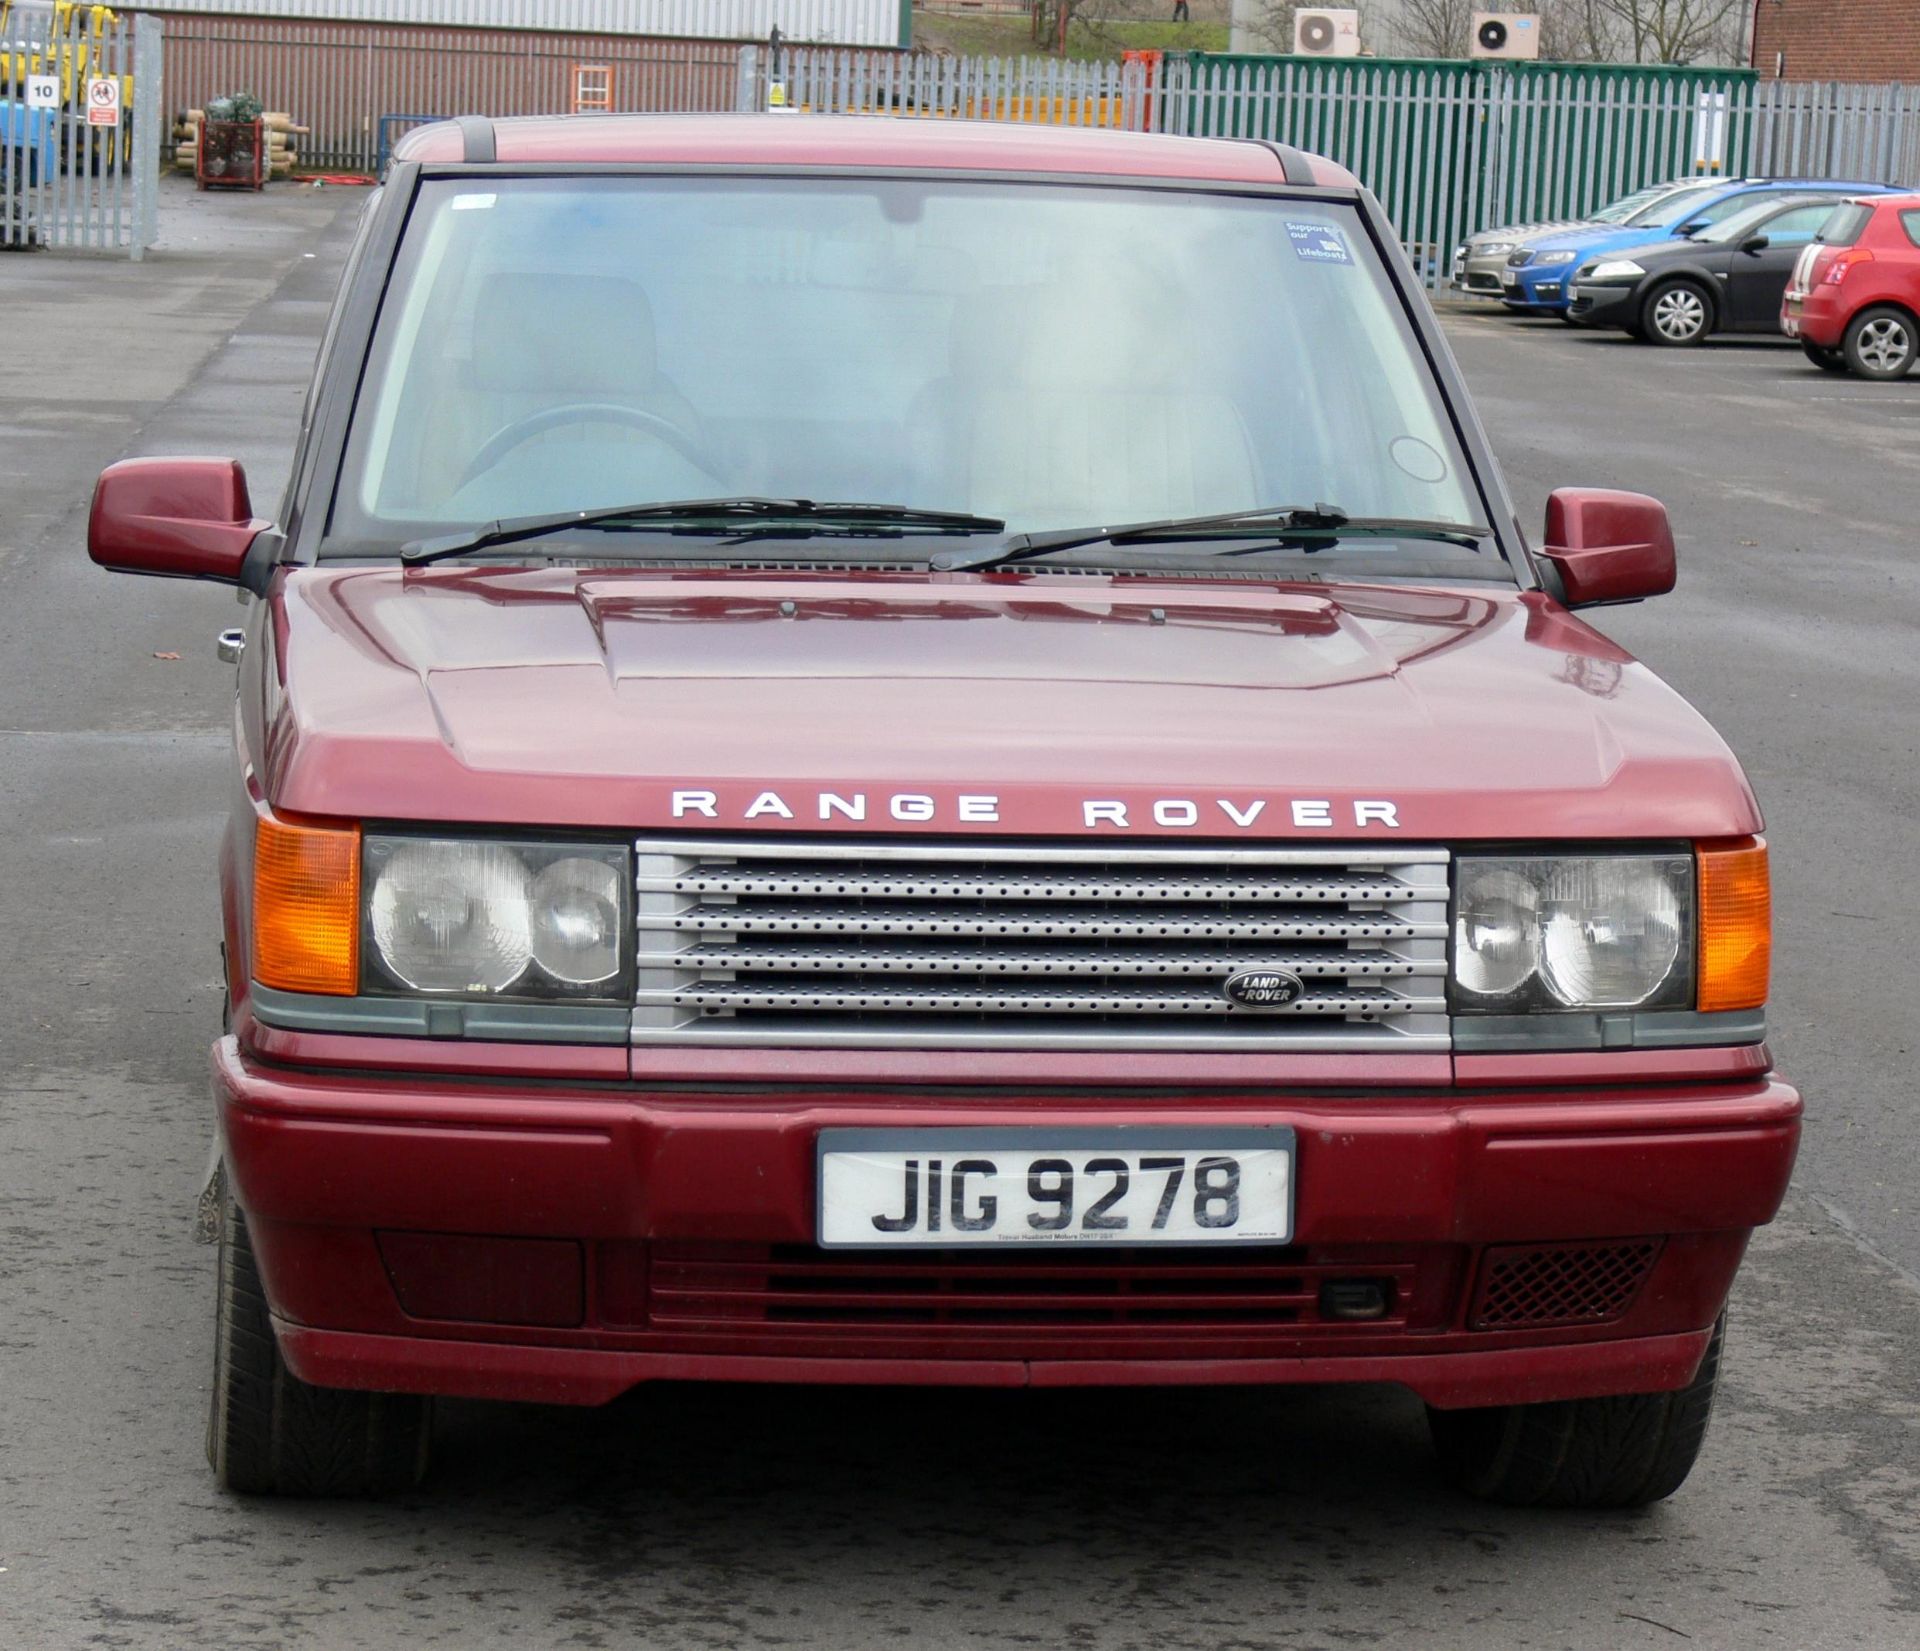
xmin=1567 ymin=193 xmax=1852 ymax=345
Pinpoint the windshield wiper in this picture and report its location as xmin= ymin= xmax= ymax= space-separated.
xmin=928 ymin=504 xmax=1490 ymax=574
xmin=400 ymin=498 xmax=1006 ymax=566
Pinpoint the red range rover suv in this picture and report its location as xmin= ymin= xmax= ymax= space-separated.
xmin=87 ymin=114 xmax=1796 ymax=1506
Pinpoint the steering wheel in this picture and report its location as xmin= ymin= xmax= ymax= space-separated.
xmin=458 ymin=402 xmax=724 ymax=490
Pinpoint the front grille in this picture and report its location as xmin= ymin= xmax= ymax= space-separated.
xmin=647 ymin=1242 xmax=1417 ymax=1333
xmin=1469 ymin=1240 xmax=1662 ymax=1330
xmin=1464 ymin=271 xmax=1505 ymax=293
xmin=633 ymin=837 xmax=1450 ymax=1050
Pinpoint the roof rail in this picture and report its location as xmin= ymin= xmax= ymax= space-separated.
xmin=1248 ymin=139 xmax=1317 ymax=186
xmin=456 ymin=114 xmax=496 ymax=164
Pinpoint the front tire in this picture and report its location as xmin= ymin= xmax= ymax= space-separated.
xmin=1842 ymin=306 xmax=1918 ymax=380
xmin=208 ymin=1188 xmax=431 ymax=1497
xmin=1642 ymin=279 xmax=1713 ymax=347
xmin=1427 ymin=1314 xmax=1725 ymax=1508
xmin=1802 ymin=340 xmax=1848 ymax=373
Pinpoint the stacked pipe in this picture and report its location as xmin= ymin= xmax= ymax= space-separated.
xmin=172 ymin=110 xmax=308 ymax=179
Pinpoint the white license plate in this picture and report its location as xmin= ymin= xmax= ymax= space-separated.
xmin=1501 ymin=273 xmax=1520 ymax=289
xmin=817 ymin=1128 xmax=1294 ymax=1248
xmin=1566 ymin=284 xmax=1580 ymax=302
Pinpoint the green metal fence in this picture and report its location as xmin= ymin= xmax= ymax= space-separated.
xmin=1165 ymin=55 xmax=1759 ymax=287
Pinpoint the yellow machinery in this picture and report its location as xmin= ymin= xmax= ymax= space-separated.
xmin=0 ymin=1 xmax=133 ymax=169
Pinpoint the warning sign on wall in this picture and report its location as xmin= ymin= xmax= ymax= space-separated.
xmin=86 ymin=77 xmax=121 ymax=127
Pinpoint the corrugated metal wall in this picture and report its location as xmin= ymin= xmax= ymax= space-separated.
xmin=142 ymin=0 xmax=904 ymax=48
xmin=159 ymin=17 xmax=751 ymax=168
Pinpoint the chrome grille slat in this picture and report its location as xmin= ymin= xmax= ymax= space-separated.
xmin=647 ymin=942 xmax=1439 ymax=979
xmin=633 ymin=837 xmax=1452 ymax=1052
xmin=668 ymin=901 xmax=1440 ymax=941
xmin=645 ymin=867 xmax=1419 ymax=905
xmin=643 ymin=979 xmax=1434 ymax=1016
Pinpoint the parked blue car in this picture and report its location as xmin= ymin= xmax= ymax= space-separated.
xmin=1501 ymin=177 xmax=1901 ymax=314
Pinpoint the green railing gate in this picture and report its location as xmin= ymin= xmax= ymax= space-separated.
xmin=1164 ymin=56 xmax=1758 ymax=288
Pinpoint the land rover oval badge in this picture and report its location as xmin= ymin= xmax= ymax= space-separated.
xmin=1223 ymin=968 xmax=1306 ymax=1009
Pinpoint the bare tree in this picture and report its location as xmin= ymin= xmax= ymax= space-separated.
xmin=1592 ymin=0 xmax=1745 ymax=63
xmin=1390 ymin=0 xmax=1475 ymax=58
xmin=1535 ymin=0 xmax=1622 ymax=63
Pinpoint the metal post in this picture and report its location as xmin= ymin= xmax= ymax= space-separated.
xmin=735 ymin=44 xmax=758 ymax=113
xmin=131 ymin=12 xmax=161 ymax=259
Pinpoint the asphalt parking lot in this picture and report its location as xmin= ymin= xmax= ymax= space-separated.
xmin=2 ymin=182 xmax=1918 ymax=1650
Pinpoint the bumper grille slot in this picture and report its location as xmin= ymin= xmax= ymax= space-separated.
xmin=634 ymin=837 xmax=1450 ymax=1051
xmin=1470 ymin=1240 xmax=1662 ymax=1330
xmin=649 ymin=1243 xmax=1418 ymax=1332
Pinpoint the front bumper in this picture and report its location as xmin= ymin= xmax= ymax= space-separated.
xmin=1500 ymin=263 xmax=1574 ymax=310
xmin=1454 ymin=247 xmax=1515 ymax=298
xmin=215 ymin=1038 xmax=1801 ymax=1410
xmin=1567 ymin=281 xmax=1640 ymax=328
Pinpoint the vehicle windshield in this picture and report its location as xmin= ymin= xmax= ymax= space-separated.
xmin=1624 ymin=182 xmax=1722 ymax=227
xmin=1694 ymin=196 xmax=1818 ymax=244
xmin=1592 ymin=182 xmax=1680 ymax=224
xmin=1816 ymin=202 xmax=1876 ymax=246
xmin=331 ymin=176 xmax=1483 ymax=554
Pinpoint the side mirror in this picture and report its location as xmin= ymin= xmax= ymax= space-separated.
xmin=1541 ymin=488 xmax=1676 ymax=608
xmin=88 ymin=457 xmax=271 ymax=584
xmin=1675 ymin=219 xmax=1708 ymax=238
xmin=1740 ymin=233 xmax=1770 ymax=253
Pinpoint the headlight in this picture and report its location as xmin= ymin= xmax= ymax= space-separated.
xmin=363 ymin=835 xmax=631 ymax=1000
xmin=1534 ymin=250 xmax=1580 ymax=267
xmin=1452 ymin=855 xmax=1692 ymax=1013
xmin=1588 ymin=258 xmax=1647 ymax=282
xmin=530 ymin=855 xmax=624 ymax=986
xmin=1477 ymin=240 xmax=1514 ymax=255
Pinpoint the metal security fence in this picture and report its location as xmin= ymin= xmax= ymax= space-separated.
xmin=1166 ymin=55 xmax=1761 ymax=287
xmin=1 ymin=4 xmax=160 ymax=254
xmin=40 ymin=5 xmax=1914 ymax=270
xmin=745 ymin=43 xmax=1151 ymax=127
xmin=1492 ymin=64 xmax=1758 ymax=223
xmin=1752 ymin=80 xmax=1920 ymax=187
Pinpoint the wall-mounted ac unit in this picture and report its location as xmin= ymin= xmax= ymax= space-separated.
xmin=1294 ymin=8 xmax=1362 ymax=57
xmin=1468 ymin=12 xmax=1542 ymax=60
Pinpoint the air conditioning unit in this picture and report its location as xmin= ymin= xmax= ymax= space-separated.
xmin=1294 ymin=8 xmax=1362 ymax=57
xmin=1469 ymin=11 xmax=1542 ymax=60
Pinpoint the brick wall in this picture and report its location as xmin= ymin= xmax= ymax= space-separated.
xmin=1751 ymin=0 xmax=1920 ymax=82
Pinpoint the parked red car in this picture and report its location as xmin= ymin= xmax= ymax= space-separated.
xmin=88 ymin=114 xmax=1795 ymax=1508
xmin=1782 ymin=191 xmax=1920 ymax=378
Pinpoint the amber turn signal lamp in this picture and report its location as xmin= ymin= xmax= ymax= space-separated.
xmin=1697 ymin=840 xmax=1770 ymax=1014
xmin=253 ymin=815 xmax=360 ymax=996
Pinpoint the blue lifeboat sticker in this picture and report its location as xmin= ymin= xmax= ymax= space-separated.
xmin=1287 ymin=221 xmax=1353 ymax=266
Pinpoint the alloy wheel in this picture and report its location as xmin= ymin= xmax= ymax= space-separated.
xmin=1649 ymin=284 xmax=1708 ymax=345
xmin=1855 ymin=316 xmax=1913 ymax=375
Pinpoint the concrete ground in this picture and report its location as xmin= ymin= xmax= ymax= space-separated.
xmin=1 ymin=177 xmax=1917 ymax=1649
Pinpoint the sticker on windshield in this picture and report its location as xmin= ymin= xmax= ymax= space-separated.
xmin=1287 ymin=221 xmax=1353 ymax=265
xmin=450 ymin=193 xmax=497 ymax=212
